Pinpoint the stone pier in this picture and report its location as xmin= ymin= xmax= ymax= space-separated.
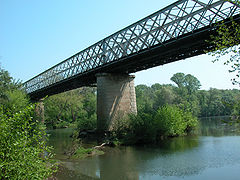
xmin=35 ymin=99 xmax=45 ymax=123
xmin=96 ymin=73 xmax=137 ymax=132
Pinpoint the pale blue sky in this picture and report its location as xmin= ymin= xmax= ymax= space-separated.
xmin=0 ymin=0 xmax=239 ymax=90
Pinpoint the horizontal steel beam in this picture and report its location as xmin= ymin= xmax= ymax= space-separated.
xmin=23 ymin=0 xmax=240 ymax=100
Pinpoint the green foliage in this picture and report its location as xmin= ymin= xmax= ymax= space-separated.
xmin=82 ymin=91 xmax=96 ymax=118
xmin=0 ymin=105 xmax=55 ymax=180
xmin=154 ymin=105 xmax=198 ymax=137
xmin=207 ymin=2 xmax=240 ymax=120
xmin=77 ymin=113 xmax=97 ymax=131
xmin=208 ymin=0 xmax=240 ymax=85
xmin=171 ymin=73 xmax=201 ymax=94
xmin=0 ymin=66 xmax=21 ymax=102
xmin=0 ymin=66 xmax=56 ymax=179
xmin=181 ymin=108 xmax=199 ymax=133
xmin=154 ymin=106 xmax=186 ymax=136
xmin=73 ymin=147 xmax=93 ymax=159
xmin=197 ymin=88 xmax=240 ymax=117
xmin=153 ymin=86 xmax=176 ymax=110
xmin=127 ymin=112 xmax=156 ymax=144
xmin=135 ymin=76 xmax=240 ymax=119
xmin=0 ymin=66 xmax=13 ymax=91
xmin=135 ymin=73 xmax=202 ymax=117
xmin=232 ymin=100 xmax=240 ymax=119
xmin=108 ymin=72 xmax=240 ymax=144
xmin=0 ymin=66 xmax=25 ymax=112
xmin=0 ymin=66 xmax=13 ymax=103
xmin=44 ymin=87 xmax=97 ymax=129
xmin=44 ymin=91 xmax=81 ymax=129
xmin=73 ymin=147 xmax=104 ymax=159
xmin=3 ymin=89 xmax=30 ymax=113
xmin=135 ymin=84 xmax=154 ymax=112
xmin=170 ymin=73 xmax=201 ymax=116
xmin=75 ymin=90 xmax=97 ymax=131
xmin=112 ymin=105 xmax=198 ymax=145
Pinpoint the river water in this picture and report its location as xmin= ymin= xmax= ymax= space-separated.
xmin=47 ymin=117 xmax=240 ymax=180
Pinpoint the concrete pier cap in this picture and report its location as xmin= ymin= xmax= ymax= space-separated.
xmin=96 ymin=73 xmax=137 ymax=132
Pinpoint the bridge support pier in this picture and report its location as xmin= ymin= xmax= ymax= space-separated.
xmin=35 ymin=99 xmax=45 ymax=123
xmin=96 ymin=73 xmax=137 ymax=132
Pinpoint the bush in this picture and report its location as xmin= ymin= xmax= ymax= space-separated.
xmin=0 ymin=105 xmax=56 ymax=179
xmin=182 ymin=110 xmax=199 ymax=133
xmin=73 ymin=147 xmax=104 ymax=159
xmin=76 ymin=114 xmax=97 ymax=131
xmin=1 ymin=89 xmax=29 ymax=114
xmin=154 ymin=105 xmax=198 ymax=137
xmin=127 ymin=112 xmax=156 ymax=144
xmin=112 ymin=105 xmax=198 ymax=144
xmin=56 ymin=120 xmax=70 ymax=128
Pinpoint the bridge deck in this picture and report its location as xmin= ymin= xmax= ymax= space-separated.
xmin=23 ymin=0 xmax=240 ymax=100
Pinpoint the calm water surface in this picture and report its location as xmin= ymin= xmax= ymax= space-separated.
xmin=47 ymin=117 xmax=240 ymax=180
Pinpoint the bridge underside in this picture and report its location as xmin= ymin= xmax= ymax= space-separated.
xmin=29 ymin=15 xmax=240 ymax=101
xmin=28 ymin=26 xmax=211 ymax=100
xmin=25 ymin=0 xmax=240 ymax=132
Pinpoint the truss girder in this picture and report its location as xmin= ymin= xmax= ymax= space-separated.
xmin=24 ymin=0 xmax=240 ymax=94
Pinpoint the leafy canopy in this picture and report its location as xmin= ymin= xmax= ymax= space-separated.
xmin=209 ymin=0 xmax=240 ymax=84
xmin=0 ymin=65 xmax=56 ymax=179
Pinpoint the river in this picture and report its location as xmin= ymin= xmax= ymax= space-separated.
xmin=47 ymin=117 xmax=240 ymax=180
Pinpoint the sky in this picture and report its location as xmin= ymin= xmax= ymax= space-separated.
xmin=0 ymin=0 xmax=239 ymax=90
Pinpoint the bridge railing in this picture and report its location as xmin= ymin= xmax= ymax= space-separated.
xmin=24 ymin=0 xmax=240 ymax=94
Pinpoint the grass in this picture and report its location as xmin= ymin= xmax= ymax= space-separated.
xmin=73 ymin=147 xmax=104 ymax=159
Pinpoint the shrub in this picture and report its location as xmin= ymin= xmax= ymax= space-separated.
xmin=73 ymin=147 xmax=104 ymax=159
xmin=128 ymin=112 xmax=156 ymax=144
xmin=56 ymin=120 xmax=70 ymax=128
xmin=182 ymin=110 xmax=199 ymax=133
xmin=2 ymin=89 xmax=30 ymax=114
xmin=112 ymin=105 xmax=198 ymax=144
xmin=0 ymin=105 xmax=56 ymax=179
xmin=111 ymin=112 xmax=156 ymax=144
xmin=76 ymin=113 xmax=97 ymax=131
xmin=154 ymin=105 xmax=198 ymax=137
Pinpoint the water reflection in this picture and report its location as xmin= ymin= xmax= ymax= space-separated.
xmin=48 ymin=117 xmax=240 ymax=180
xmin=199 ymin=116 xmax=240 ymax=136
xmin=47 ymin=128 xmax=74 ymax=159
xmin=98 ymin=147 xmax=139 ymax=180
xmin=96 ymin=139 xmax=200 ymax=180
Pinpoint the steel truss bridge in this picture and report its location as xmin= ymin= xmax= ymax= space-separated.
xmin=24 ymin=0 xmax=240 ymax=100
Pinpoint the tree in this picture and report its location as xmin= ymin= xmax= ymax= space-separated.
xmin=0 ymin=66 xmax=22 ymax=108
xmin=0 ymin=66 xmax=13 ymax=102
xmin=171 ymin=73 xmax=201 ymax=116
xmin=197 ymin=90 xmax=210 ymax=117
xmin=171 ymin=73 xmax=201 ymax=95
xmin=207 ymin=88 xmax=225 ymax=116
xmin=0 ymin=66 xmax=12 ymax=89
xmin=170 ymin=73 xmax=185 ymax=88
xmin=209 ymin=0 xmax=240 ymax=84
xmin=208 ymin=1 xmax=240 ymax=121
xmin=0 ymin=105 xmax=55 ymax=179
xmin=44 ymin=87 xmax=97 ymax=129
xmin=153 ymin=85 xmax=176 ymax=110
xmin=3 ymin=89 xmax=30 ymax=113
xmin=184 ymin=74 xmax=201 ymax=94
xmin=0 ymin=66 xmax=56 ymax=179
xmin=135 ymin=84 xmax=154 ymax=113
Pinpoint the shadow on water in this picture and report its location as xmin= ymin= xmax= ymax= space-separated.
xmin=48 ymin=117 xmax=240 ymax=180
xmin=47 ymin=128 xmax=75 ymax=160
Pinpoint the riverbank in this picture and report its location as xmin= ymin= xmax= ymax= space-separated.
xmin=47 ymin=117 xmax=240 ymax=180
xmin=50 ymin=115 xmax=238 ymax=161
